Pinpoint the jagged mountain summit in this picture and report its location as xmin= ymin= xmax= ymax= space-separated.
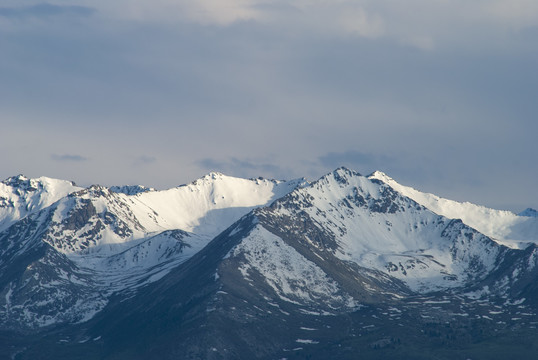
xmin=519 ymin=208 xmax=538 ymax=217
xmin=0 ymin=174 xmax=82 ymax=232
xmin=0 ymin=168 xmax=537 ymax=359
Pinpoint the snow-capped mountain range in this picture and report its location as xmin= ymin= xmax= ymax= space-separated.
xmin=0 ymin=172 xmax=306 ymax=328
xmin=1 ymin=168 xmax=537 ymax=359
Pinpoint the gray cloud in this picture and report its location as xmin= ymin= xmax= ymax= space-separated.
xmin=318 ymin=151 xmax=394 ymax=174
xmin=0 ymin=3 xmax=95 ymax=18
xmin=0 ymin=1 xmax=536 ymax=212
xmin=133 ymin=156 xmax=157 ymax=166
xmin=51 ymin=154 xmax=88 ymax=162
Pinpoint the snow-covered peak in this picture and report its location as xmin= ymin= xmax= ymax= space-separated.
xmin=191 ymin=171 xmax=296 ymax=188
xmin=368 ymin=170 xmax=393 ymax=183
xmin=1 ymin=174 xmax=77 ymax=191
xmin=0 ymin=174 xmax=82 ymax=232
xmin=331 ymin=167 xmax=362 ymax=182
xmin=295 ymin=167 xmax=365 ymax=195
xmin=194 ymin=171 xmax=227 ymax=183
xmin=259 ymin=168 xmax=502 ymax=293
xmin=1 ymin=174 xmax=30 ymax=185
xmin=302 ymin=168 xmax=396 ymax=209
xmin=368 ymin=171 xmax=538 ymax=248
xmin=519 ymin=208 xmax=538 ymax=217
xmin=129 ymin=173 xmax=304 ymax=237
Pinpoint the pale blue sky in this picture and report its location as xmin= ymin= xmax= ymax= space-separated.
xmin=1 ymin=1 xmax=537 ymax=212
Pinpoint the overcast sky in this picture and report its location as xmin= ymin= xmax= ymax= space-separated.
xmin=1 ymin=0 xmax=537 ymax=212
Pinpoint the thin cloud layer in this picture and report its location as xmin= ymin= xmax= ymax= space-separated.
xmin=52 ymin=0 xmax=538 ymax=48
xmin=51 ymin=154 xmax=88 ymax=162
xmin=319 ymin=151 xmax=394 ymax=173
xmin=133 ymin=156 xmax=157 ymax=166
xmin=0 ymin=3 xmax=95 ymax=18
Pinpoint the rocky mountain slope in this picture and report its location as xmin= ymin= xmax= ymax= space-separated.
xmin=0 ymin=168 xmax=537 ymax=359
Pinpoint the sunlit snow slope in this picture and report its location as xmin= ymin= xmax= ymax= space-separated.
xmin=369 ymin=171 xmax=538 ymax=248
xmin=0 ymin=175 xmax=82 ymax=232
xmin=127 ymin=172 xmax=307 ymax=238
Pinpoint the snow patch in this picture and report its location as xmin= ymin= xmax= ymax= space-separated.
xmin=296 ymin=339 xmax=319 ymax=344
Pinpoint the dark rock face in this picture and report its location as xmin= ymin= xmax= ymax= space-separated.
xmin=1 ymin=175 xmax=40 ymax=192
xmin=109 ymin=185 xmax=153 ymax=195
xmin=0 ymin=196 xmax=15 ymax=209
xmin=0 ymin=211 xmax=53 ymax=289
xmin=63 ymin=199 xmax=97 ymax=231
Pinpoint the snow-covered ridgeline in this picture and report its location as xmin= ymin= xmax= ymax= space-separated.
xmin=127 ymin=172 xmax=307 ymax=238
xmin=0 ymin=173 xmax=307 ymax=328
xmin=41 ymin=173 xmax=306 ymax=292
xmin=268 ymin=168 xmax=502 ymax=292
xmin=36 ymin=172 xmax=305 ymax=254
xmin=0 ymin=175 xmax=82 ymax=232
xmin=369 ymin=171 xmax=538 ymax=248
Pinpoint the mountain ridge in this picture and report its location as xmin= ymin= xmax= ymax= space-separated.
xmin=369 ymin=170 xmax=538 ymax=248
xmin=0 ymin=172 xmax=306 ymax=329
xmin=1 ymin=168 xmax=537 ymax=359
